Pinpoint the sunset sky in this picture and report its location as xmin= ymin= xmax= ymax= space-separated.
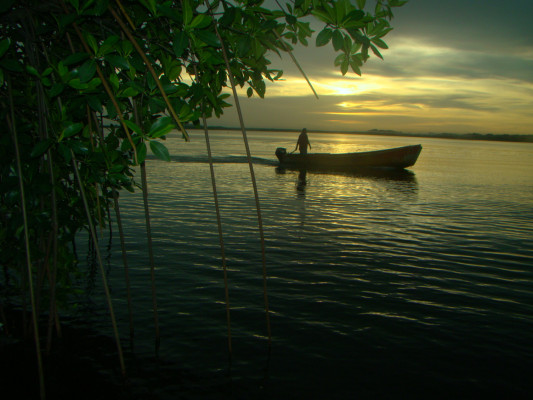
xmin=214 ymin=0 xmax=533 ymax=135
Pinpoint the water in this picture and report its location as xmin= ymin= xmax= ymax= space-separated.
xmin=82 ymin=130 xmax=533 ymax=398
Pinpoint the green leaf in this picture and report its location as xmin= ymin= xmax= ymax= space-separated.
xmin=370 ymin=44 xmax=383 ymax=59
xmin=149 ymin=116 xmax=174 ymax=138
xmin=311 ymin=9 xmax=333 ymax=24
xmin=26 ymin=65 xmax=40 ymax=77
xmin=334 ymin=0 xmax=347 ymax=24
xmin=109 ymin=72 xmax=119 ymax=91
xmin=119 ymin=86 xmax=140 ymax=97
xmin=77 ymin=60 xmax=96 ymax=82
xmin=341 ymin=57 xmax=349 ymax=75
xmin=86 ymin=77 xmax=101 ymax=89
xmin=219 ymin=7 xmax=236 ymax=27
xmin=140 ymin=0 xmax=157 ymax=15
xmin=285 ymin=14 xmax=297 ymax=25
xmin=350 ymin=56 xmax=362 ymax=76
xmin=334 ymin=53 xmax=345 ymax=67
xmin=371 ymin=37 xmax=388 ymax=49
xmin=0 ymin=39 xmax=10 ymax=57
xmin=63 ymin=52 xmax=89 ymax=66
xmin=183 ymin=0 xmax=193 ymax=26
xmin=332 ymin=30 xmax=344 ymax=51
xmin=124 ymin=120 xmax=143 ymax=135
xmin=356 ymin=0 xmax=366 ymax=9
xmin=68 ymin=78 xmax=88 ymax=90
xmin=194 ymin=30 xmax=220 ymax=47
xmin=83 ymin=32 xmax=98 ymax=55
xmin=87 ymin=95 xmax=103 ymax=113
xmin=63 ymin=122 xmax=84 ymax=139
xmin=190 ymin=14 xmax=211 ymax=29
xmin=49 ymin=83 xmax=65 ymax=97
xmin=150 ymin=140 xmax=170 ymax=162
xmin=30 ymin=139 xmax=54 ymax=158
xmin=105 ymin=54 xmax=129 ymax=70
xmin=137 ymin=142 xmax=147 ymax=164
xmin=173 ymin=31 xmax=188 ymax=58
xmin=316 ymin=28 xmax=333 ymax=47
xmin=237 ymin=36 xmax=252 ymax=56
xmin=98 ymin=35 xmax=120 ymax=56
xmin=0 ymin=58 xmax=23 ymax=72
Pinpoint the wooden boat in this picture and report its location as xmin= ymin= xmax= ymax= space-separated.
xmin=275 ymin=144 xmax=422 ymax=171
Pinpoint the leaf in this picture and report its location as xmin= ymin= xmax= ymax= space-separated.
xmin=124 ymin=120 xmax=143 ymax=135
xmin=30 ymin=139 xmax=54 ymax=158
xmin=190 ymin=14 xmax=211 ymax=29
xmin=370 ymin=44 xmax=383 ymax=59
xmin=83 ymin=32 xmax=98 ymax=55
xmin=332 ymin=30 xmax=344 ymax=51
xmin=150 ymin=140 xmax=170 ymax=162
xmin=63 ymin=122 xmax=84 ymax=139
xmin=77 ymin=60 xmax=96 ymax=82
xmin=341 ymin=57 xmax=349 ymax=75
xmin=285 ymin=14 xmax=297 ymax=25
xmin=0 ymin=58 xmax=23 ymax=72
xmin=350 ymin=56 xmax=362 ymax=76
xmin=371 ymin=37 xmax=388 ymax=49
xmin=0 ymin=39 xmax=10 ymax=57
xmin=137 ymin=142 xmax=147 ymax=164
xmin=194 ymin=30 xmax=220 ymax=47
xmin=149 ymin=116 xmax=175 ymax=138
xmin=26 ymin=65 xmax=40 ymax=77
xmin=334 ymin=53 xmax=345 ymax=67
xmin=87 ymin=95 xmax=102 ymax=113
xmin=237 ymin=36 xmax=252 ymax=56
xmin=63 ymin=52 xmax=89 ymax=66
xmin=105 ymin=54 xmax=129 ymax=70
xmin=183 ymin=0 xmax=193 ymax=26
xmin=173 ymin=31 xmax=189 ymax=58
xmin=68 ymin=78 xmax=88 ymax=90
xmin=119 ymin=86 xmax=140 ymax=97
xmin=310 ymin=9 xmax=333 ymax=24
xmin=49 ymin=83 xmax=65 ymax=97
xmin=98 ymin=35 xmax=120 ymax=56
xmin=109 ymin=72 xmax=119 ymax=91
xmin=219 ymin=7 xmax=236 ymax=27
xmin=316 ymin=28 xmax=332 ymax=47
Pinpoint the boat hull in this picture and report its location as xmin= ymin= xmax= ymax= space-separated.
xmin=275 ymin=144 xmax=422 ymax=171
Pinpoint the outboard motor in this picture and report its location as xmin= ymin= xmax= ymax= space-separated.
xmin=275 ymin=147 xmax=287 ymax=162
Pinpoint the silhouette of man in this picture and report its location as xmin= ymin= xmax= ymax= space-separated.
xmin=294 ymin=128 xmax=311 ymax=155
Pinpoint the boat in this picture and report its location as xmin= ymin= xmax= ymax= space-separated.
xmin=275 ymin=144 xmax=422 ymax=171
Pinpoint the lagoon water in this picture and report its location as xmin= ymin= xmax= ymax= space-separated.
xmin=83 ymin=130 xmax=533 ymax=398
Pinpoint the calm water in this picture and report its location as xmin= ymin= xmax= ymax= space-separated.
xmin=83 ymin=130 xmax=533 ymax=398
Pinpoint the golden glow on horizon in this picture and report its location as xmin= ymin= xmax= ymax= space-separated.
xmin=220 ymin=37 xmax=533 ymax=135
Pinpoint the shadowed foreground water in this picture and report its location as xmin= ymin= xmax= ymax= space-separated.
xmin=4 ymin=131 xmax=532 ymax=399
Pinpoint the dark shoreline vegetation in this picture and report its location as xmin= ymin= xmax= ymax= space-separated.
xmin=200 ymin=126 xmax=533 ymax=143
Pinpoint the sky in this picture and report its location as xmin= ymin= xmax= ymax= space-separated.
xmin=214 ymin=0 xmax=533 ymax=135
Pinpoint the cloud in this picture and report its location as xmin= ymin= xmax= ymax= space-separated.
xmin=214 ymin=0 xmax=533 ymax=135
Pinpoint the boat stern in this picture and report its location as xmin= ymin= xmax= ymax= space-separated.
xmin=275 ymin=147 xmax=287 ymax=162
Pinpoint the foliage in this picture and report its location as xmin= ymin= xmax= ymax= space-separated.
xmin=0 ymin=0 xmax=404 ymax=314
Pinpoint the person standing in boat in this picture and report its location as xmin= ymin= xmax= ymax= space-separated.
xmin=294 ymin=128 xmax=311 ymax=154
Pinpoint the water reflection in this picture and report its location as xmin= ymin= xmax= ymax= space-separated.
xmin=276 ymin=165 xmax=418 ymax=185
xmin=297 ymin=169 xmax=307 ymax=193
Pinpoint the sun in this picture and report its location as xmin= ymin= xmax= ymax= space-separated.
xmin=314 ymin=78 xmax=383 ymax=96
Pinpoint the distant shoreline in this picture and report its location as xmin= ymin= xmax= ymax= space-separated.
xmin=193 ymin=126 xmax=533 ymax=143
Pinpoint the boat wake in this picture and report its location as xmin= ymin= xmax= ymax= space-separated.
xmin=146 ymin=154 xmax=279 ymax=166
